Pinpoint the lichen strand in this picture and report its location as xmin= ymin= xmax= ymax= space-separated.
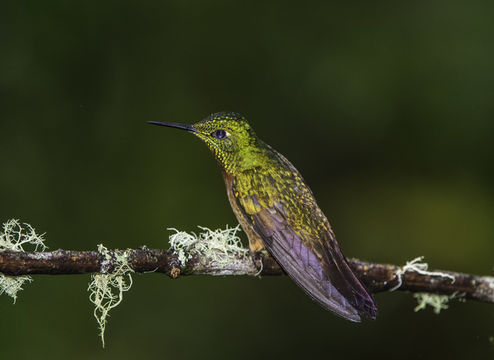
xmin=0 ymin=274 xmax=33 ymax=303
xmin=88 ymin=245 xmax=134 ymax=348
xmin=390 ymin=256 xmax=455 ymax=291
xmin=168 ymin=225 xmax=250 ymax=273
xmin=0 ymin=219 xmax=46 ymax=302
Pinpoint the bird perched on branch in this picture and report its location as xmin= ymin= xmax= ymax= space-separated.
xmin=149 ymin=112 xmax=377 ymax=321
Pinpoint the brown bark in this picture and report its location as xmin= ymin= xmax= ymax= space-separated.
xmin=0 ymin=248 xmax=492 ymax=303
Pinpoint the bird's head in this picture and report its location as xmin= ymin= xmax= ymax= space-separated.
xmin=149 ymin=112 xmax=264 ymax=174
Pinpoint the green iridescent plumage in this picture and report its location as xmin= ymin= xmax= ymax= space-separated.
xmin=149 ymin=112 xmax=377 ymax=321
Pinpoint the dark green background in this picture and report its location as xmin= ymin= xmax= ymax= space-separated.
xmin=1 ymin=1 xmax=493 ymax=359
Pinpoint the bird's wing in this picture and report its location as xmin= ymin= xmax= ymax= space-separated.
xmin=235 ymin=189 xmax=377 ymax=321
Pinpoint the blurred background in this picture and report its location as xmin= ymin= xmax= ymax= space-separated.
xmin=1 ymin=1 xmax=493 ymax=359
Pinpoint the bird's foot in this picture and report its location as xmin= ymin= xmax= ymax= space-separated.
xmin=249 ymin=249 xmax=270 ymax=276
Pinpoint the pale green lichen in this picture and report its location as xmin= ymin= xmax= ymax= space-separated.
xmin=414 ymin=292 xmax=457 ymax=314
xmin=168 ymin=225 xmax=248 ymax=268
xmin=88 ymin=244 xmax=133 ymax=348
xmin=0 ymin=219 xmax=47 ymax=303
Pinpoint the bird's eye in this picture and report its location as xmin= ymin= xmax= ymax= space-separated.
xmin=212 ymin=129 xmax=227 ymax=139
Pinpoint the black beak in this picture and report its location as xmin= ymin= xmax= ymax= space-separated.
xmin=147 ymin=121 xmax=197 ymax=132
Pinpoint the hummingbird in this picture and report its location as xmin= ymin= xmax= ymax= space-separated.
xmin=149 ymin=112 xmax=377 ymax=321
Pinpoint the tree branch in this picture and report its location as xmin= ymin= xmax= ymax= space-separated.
xmin=0 ymin=248 xmax=493 ymax=303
